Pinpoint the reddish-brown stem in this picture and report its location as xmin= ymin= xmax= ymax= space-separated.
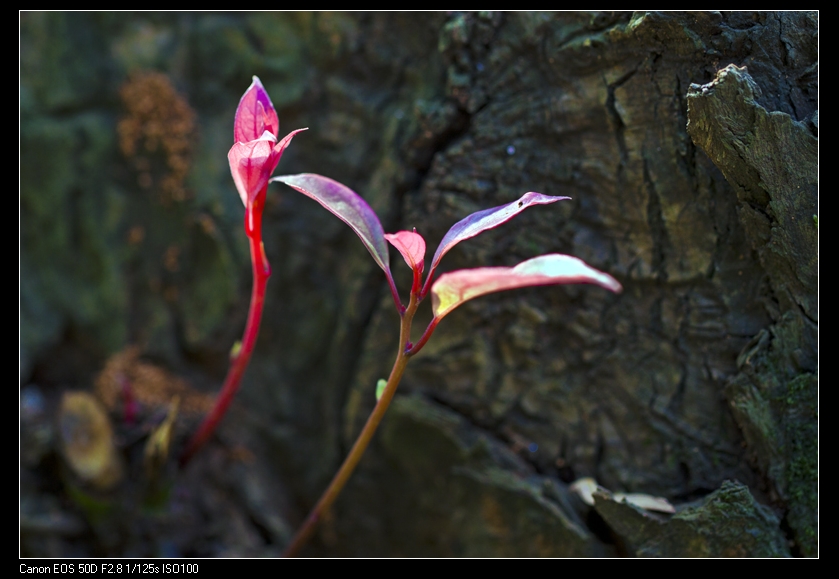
xmin=180 ymin=190 xmax=271 ymax=467
xmin=283 ymin=290 xmax=419 ymax=557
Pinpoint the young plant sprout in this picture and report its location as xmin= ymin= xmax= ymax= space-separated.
xmin=270 ymin=175 xmax=622 ymax=556
xmin=182 ymin=77 xmax=622 ymax=555
xmin=179 ymin=78 xmax=305 ymax=466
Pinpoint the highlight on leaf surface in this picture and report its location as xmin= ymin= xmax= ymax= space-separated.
xmin=272 ymin=174 xmax=393 ymax=279
xmin=431 ymin=254 xmax=622 ymax=320
xmin=385 ymin=229 xmax=426 ymax=273
xmin=427 ymin=192 xmax=570 ymax=282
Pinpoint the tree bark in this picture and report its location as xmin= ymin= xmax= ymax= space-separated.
xmin=21 ymin=11 xmax=817 ymax=557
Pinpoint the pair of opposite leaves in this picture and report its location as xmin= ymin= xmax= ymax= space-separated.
xmin=228 ymin=77 xmax=621 ymax=324
xmin=272 ymin=174 xmax=622 ymax=321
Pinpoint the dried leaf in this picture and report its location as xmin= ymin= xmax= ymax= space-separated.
xmin=569 ymin=477 xmax=601 ymax=506
xmin=614 ymin=493 xmax=676 ymax=514
xmin=58 ymin=392 xmax=123 ymax=490
xmin=570 ymin=477 xmax=675 ymax=514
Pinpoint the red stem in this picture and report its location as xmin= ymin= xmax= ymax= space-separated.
xmin=387 ymin=274 xmax=405 ymax=316
xmin=405 ymin=317 xmax=439 ymax=356
xmin=419 ymin=264 xmax=436 ymax=300
xmin=180 ymin=190 xmax=271 ymax=467
xmin=411 ymin=264 xmax=423 ymax=297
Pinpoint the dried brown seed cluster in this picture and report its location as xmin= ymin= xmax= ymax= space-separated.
xmin=117 ymin=72 xmax=197 ymax=203
xmin=95 ymin=346 xmax=214 ymax=417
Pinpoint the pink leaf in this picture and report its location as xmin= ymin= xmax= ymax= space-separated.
xmin=228 ymin=135 xmax=278 ymax=207
xmin=228 ymin=128 xmax=306 ymax=207
xmin=234 ymin=76 xmax=280 ymax=144
xmin=430 ymin=254 xmax=622 ymax=320
xmin=427 ymin=192 xmax=570 ymax=285
xmin=385 ymin=230 xmax=426 ymax=273
xmin=272 ymin=173 xmax=393 ymax=280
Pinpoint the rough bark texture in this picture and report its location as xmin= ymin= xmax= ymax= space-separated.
xmin=21 ymin=12 xmax=817 ymax=557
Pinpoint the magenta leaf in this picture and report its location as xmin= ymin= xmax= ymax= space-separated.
xmin=430 ymin=254 xmax=622 ymax=320
xmin=426 ymin=192 xmax=570 ymax=288
xmin=272 ymin=173 xmax=394 ymax=279
xmin=229 ymin=128 xmax=306 ymax=207
xmin=228 ymin=76 xmax=306 ymax=208
xmin=228 ymin=134 xmax=278 ymax=207
xmin=385 ymin=229 xmax=426 ymax=273
xmin=234 ymin=76 xmax=280 ymax=144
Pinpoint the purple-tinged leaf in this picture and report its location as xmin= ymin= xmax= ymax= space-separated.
xmin=234 ymin=76 xmax=280 ymax=144
xmin=228 ymin=135 xmax=279 ymax=208
xmin=385 ymin=230 xmax=426 ymax=273
xmin=426 ymin=192 xmax=570 ymax=287
xmin=272 ymin=173 xmax=393 ymax=278
xmin=430 ymin=254 xmax=622 ymax=320
xmin=229 ymin=128 xmax=306 ymax=207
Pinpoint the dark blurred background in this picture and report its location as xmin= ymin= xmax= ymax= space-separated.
xmin=20 ymin=12 xmax=817 ymax=557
